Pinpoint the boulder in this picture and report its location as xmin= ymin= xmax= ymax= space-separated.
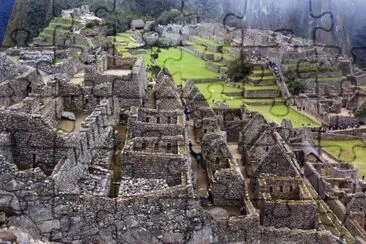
xmin=0 ymin=191 xmax=20 ymax=215
xmin=61 ymin=111 xmax=76 ymax=121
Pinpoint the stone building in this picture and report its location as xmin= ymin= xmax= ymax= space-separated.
xmin=257 ymin=174 xmax=318 ymax=230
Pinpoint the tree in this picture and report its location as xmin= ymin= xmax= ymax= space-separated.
xmin=147 ymin=47 xmax=162 ymax=78
xmin=284 ymin=70 xmax=306 ymax=95
xmin=227 ymin=54 xmax=253 ymax=82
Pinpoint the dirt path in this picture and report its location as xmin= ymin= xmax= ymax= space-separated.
xmin=187 ymin=120 xmax=209 ymax=197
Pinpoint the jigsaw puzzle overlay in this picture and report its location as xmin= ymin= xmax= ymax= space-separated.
xmin=0 ymin=0 xmax=365 ymax=243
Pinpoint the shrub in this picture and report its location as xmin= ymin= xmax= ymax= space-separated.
xmin=227 ymin=55 xmax=253 ymax=82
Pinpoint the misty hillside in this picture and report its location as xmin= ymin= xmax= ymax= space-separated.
xmin=3 ymin=0 xmax=366 ymax=60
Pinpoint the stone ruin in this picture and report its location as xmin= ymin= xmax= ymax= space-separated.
xmin=1 ymin=10 xmax=366 ymax=244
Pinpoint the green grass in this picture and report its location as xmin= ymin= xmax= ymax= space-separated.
xmin=247 ymin=75 xmax=275 ymax=81
xmin=144 ymin=48 xmax=219 ymax=85
xmin=194 ymin=82 xmax=286 ymax=108
xmin=110 ymin=33 xmax=141 ymax=56
xmin=295 ymin=76 xmax=345 ymax=81
xmin=252 ymin=69 xmax=273 ymax=75
xmin=242 ymin=83 xmax=279 ymax=91
xmin=191 ymin=43 xmax=234 ymax=61
xmin=195 ymin=82 xmax=242 ymax=95
xmin=192 ymin=35 xmax=221 ymax=46
xmin=284 ymin=62 xmax=339 ymax=73
xmin=245 ymin=105 xmax=321 ymax=128
xmin=54 ymin=58 xmax=64 ymax=64
xmin=319 ymin=140 xmax=366 ymax=176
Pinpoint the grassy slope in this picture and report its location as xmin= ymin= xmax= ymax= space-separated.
xmin=246 ymin=105 xmax=321 ymax=128
xmin=144 ymin=48 xmax=219 ymax=85
xmin=319 ymin=140 xmax=366 ymax=176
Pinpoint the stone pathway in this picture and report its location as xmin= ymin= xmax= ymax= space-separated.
xmin=187 ymin=120 xmax=209 ymax=197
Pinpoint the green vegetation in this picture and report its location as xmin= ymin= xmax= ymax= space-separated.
xmin=110 ymin=32 xmax=142 ymax=57
xmin=355 ymin=106 xmax=366 ymax=118
xmin=245 ymin=105 xmax=321 ymax=128
xmin=319 ymin=140 xmax=366 ymax=176
xmin=192 ymin=35 xmax=221 ymax=47
xmin=191 ymin=43 xmax=234 ymax=62
xmin=144 ymin=48 xmax=219 ymax=85
xmin=284 ymin=62 xmax=339 ymax=73
xmin=227 ymin=56 xmax=253 ymax=82
xmin=242 ymin=83 xmax=279 ymax=91
xmin=252 ymin=69 xmax=273 ymax=75
xmin=284 ymin=69 xmax=306 ymax=95
xmin=247 ymin=75 xmax=275 ymax=81
xmin=294 ymin=77 xmax=346 ymax=81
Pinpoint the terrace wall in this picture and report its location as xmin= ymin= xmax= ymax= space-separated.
xmin=243 ymin=89 xmax=280 ymax=98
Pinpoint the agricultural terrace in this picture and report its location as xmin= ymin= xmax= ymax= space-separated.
xmin=319 ymin=139 xmax=366 ymax=177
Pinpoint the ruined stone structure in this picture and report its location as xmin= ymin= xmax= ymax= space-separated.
xmin=1 ymin=9 xmax=364 ymax=244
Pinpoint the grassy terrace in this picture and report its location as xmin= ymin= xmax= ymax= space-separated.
xmin=246 ymin=105 xmax=321 ymax=128
xmin=111 ymin=32 xmax=320 ymax=129
xmin=295 ymin=76 xmax=346 ymax=81
xmin=144 ymin=48 xmax=219 ymax=85
xmin=191 ymin=43 xmax=235 ymax=61
xmin=247 ymin=75 xmax=275 ymax=81
xmin=192 ymin=35 xmax=222 ymax=46
xmin=284 ymin=62 xmax=340 ymax=72
xmin=319 ymin=139 xmax=366 ymax=176
xmin=110 ymin=33 xmax=141 ymax=57
xmin=252 ymin=69 xmax=273 ymax=75
xmin=242 ymin=83 xmax=279 ymax=91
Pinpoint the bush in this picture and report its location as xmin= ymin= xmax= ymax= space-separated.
xmin=355 ymin=106 xmax=366 ymax=118
xmin=285 ymin=70 xmax=306 ymax=95
xmin=226 ymin=55 xmax=253 ymax=82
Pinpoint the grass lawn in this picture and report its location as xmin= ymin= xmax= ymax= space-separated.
xmin=242 ymin=83 xmax=279 ymax=91
xmin=252 ymin=69 xmax=273 ymax=75
xmin=245 ymin=105 xmax=321 ymax=128
xmin=195 ymin=82 xmax=242 ymax=96
xmin=144 ymin=48 xmax=219 ymax=85
xmin=192 ymin=43 xmax=234 ymax=61
xmin=319 ymin=140 xmax=366 ymax=176
xmin=247 ymin=75 xmax=275 ymax=81
xmin=192 ymin=35 xmax=221 ymax=46
xmin=295 ymin=77 xmax=345 ymax=81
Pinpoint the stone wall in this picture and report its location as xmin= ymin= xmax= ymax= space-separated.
xmin=313 ymin=132 xmax=361 ymax=140
xmin=52 ymin=99 xmax=117 ymax=192
xmin=128 ymin=120 xmax=184 ymax=138
xmin=138 ymin=108 xmax=182 ymax=125
xmin=0 ymin=110 xmax=67 ymax=175
xmin=213 ymin=215 xmax=338 ymax=243
xmin=259 ymin=199 xmax=318 ymax=229
xmin=211 ymin=169 xmax=245 ymax=206
xmin=0 ymin=66 xmax=41 ymax=106
xmin=243 ymin=89 xmax=280 ymax=98
xmin=0 ymin=156 xmax=202 ymax=243
xmin=130 ymin=135 xmax=184 ymax=154
xmin=84 ymin=56 xmax=147 ymax=109
xmin=121 ymin=150 xmax=187 ymax=186
xmin=304 ymin=162 xmax=332 ymax=198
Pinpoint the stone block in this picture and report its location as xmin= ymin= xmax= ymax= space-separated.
xmin=38 ymin=220 xmax=60 ymax=233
